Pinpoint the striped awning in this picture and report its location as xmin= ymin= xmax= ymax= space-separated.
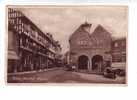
xmin=8 ymin=51 xmax=19 ymax=60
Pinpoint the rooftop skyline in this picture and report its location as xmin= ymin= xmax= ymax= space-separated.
xmin=13 ymin=6 xmax=128 ymax=53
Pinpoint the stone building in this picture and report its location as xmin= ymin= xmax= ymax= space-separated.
xmin=69 ymin=22 xmax=112 ymax=73
xmin=111 ymin=38 xmax=126 ymax=62
xmin=64 ymin=51 xmax=70 ymax=65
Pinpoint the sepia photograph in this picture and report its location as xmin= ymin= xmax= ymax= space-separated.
xmin=7 ymin=5 xmax=128 ymax=84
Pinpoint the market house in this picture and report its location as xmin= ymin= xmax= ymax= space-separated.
xmin=69 ymin=22 xmax=112 ymax=73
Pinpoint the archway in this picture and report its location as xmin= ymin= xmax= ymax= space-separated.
xmin=92 ymin=55 xmax=103 ymax=71
xmin=78 ymin=55 xmax=89 ymax=70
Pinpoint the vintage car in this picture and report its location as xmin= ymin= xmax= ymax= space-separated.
xmin=103 ymin=67 xmax=116 ymax=79
xmin=114 ymin=69 xmax=126 ymax=76
xmin=65 ymin=63 xmax=76 ymax=71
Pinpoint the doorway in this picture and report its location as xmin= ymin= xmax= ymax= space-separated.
xmin=92 ymin=55 xmax=103 ymax=71
xmin=78 ymin=55 xmax=89 ymax=70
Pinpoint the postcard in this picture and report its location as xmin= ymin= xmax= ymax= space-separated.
xmin=7 ymin=5 xmax=128 ymax=84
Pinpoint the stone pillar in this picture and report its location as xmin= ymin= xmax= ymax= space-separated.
xmin=88 ymin=60 xmax=90 ymax=71
xmin=90 ymin=58 xmax=92 ymax=71
xmin=88 ymin=57 xmax=92 ymax=71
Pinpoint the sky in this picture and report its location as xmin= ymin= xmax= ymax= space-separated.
xmin=15 ymin=6 xmax=128 ymax=54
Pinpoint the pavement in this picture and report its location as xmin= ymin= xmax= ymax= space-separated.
xmin=8 ymin=67 xmax=59 ymax=76
xmin=7 ymin=68 xmax=126 ymax=84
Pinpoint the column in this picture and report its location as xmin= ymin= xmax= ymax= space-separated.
xmin=88 ymin=57 xmax=92 ymax=71
xmin=90 ymin=58 xmax=92 ymax=71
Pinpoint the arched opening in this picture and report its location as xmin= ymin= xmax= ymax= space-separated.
xmin=92 ymin=55 xmax=103 ymax=71
xmin=78 ymin=55 xmax=89 ymax=70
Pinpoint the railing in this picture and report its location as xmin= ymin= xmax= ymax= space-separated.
xmin=8 ymin=9 xmax=62 ymax=58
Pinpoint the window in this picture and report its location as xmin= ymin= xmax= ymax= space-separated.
xmin=8 ymin=13 xmax=10 ymax=19
xmin=121 ymin=41 xmax=125 ymax=47
xmin=13 ymin=13 xmax=15 ymax=18
xmin=19 ymin=24 xmax=22 ymax=30
xmin=19 ymin=19 xmax=22 ymax=24
xmin=20 ymin=38 xmax=23 ymax=46
xmin=78 ymin=40 xmax=87 ymax=45
xmin=16 ymin=12 xmax=19 ymax=17
xmin=11 ymin=19 xmax=14 ymax=24
xmin=15 ymin=12 xmax=16 ymax=17
xmin=114 ymin=42 xmax=118 ymax=47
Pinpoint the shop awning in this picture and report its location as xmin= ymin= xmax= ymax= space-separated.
xmin=8 ymin=51 xmax=19 ymax=60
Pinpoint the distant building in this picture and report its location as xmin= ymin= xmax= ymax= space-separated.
xmin=111 ymin=38 xmax=126 ymax=62
xmin=64 ymin=51 xmax=70 ymax=65
xmin=8 ymin=8 xmax=62 ymax=73
xmin=54 ymin=41 xmax=63 ymax=67
xmin=69 ymin=22 xmax=112 ymax=73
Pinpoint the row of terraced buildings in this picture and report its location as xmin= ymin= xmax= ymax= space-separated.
xmin=8 ymin=8 xmax=62 ymax=73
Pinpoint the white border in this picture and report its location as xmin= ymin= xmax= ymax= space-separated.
xmin=0 ymin=1 xmax=137 ymax=100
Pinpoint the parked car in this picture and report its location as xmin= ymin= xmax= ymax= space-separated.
xmin=65 ymin=64 xmax=76 ymax=71
xmin=103 ymin=67 xmax=116 ymax=79
xmin=114 ymin=69 xmax=126 ymax=76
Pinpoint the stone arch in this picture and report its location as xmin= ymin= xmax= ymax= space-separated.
xmin=92 ymin=55 xmax=103 ymax=71
xmin=78 ymin=55 xmax=89 ymax=70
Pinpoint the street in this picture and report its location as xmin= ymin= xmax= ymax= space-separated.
xmin=7 ymin=68 xmax=126 ymax=84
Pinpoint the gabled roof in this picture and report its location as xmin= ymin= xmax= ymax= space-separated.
xmin=91 ymin=24 xmax=112 ymax=38
xmin=69 ymin=24 xmax=91 ymax=42
xmin=69 ymin=23 xmax=112 ymax=42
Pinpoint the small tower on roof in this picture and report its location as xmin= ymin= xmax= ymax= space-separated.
xmin=81 ymin=21 xmax=92 ymax=33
